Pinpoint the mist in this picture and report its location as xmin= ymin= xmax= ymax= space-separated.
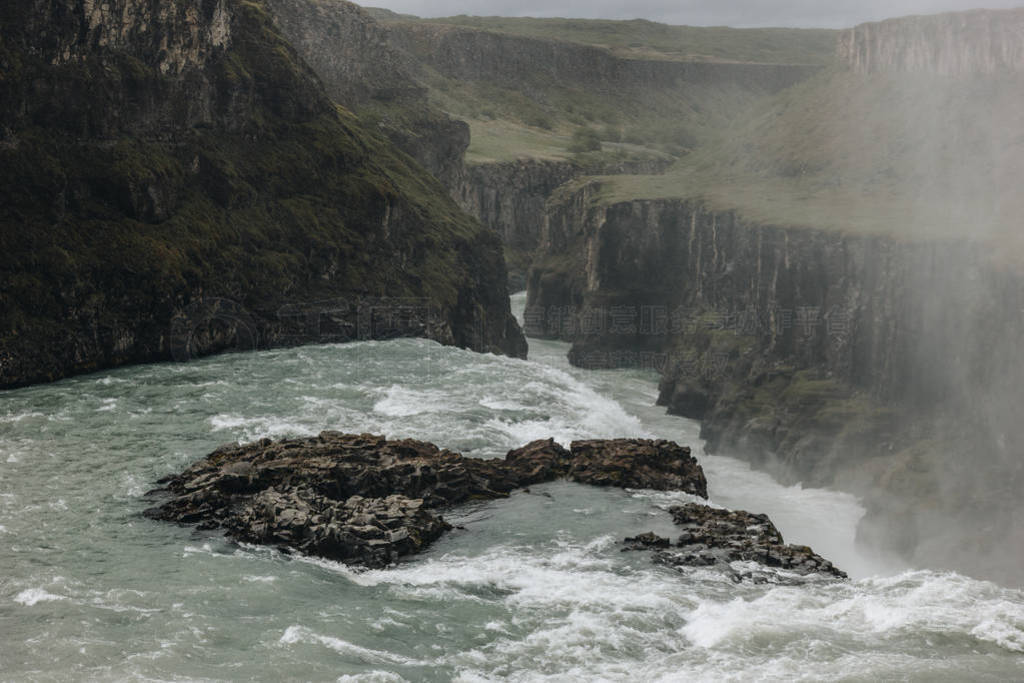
xmin=684 ymin=9 xmax=1024 ymax=583
xmin=362 ymin=0 xmax=1024 ymax=28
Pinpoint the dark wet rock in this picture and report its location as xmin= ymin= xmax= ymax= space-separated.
xmin=622 ymin=532 xmax=672 ymax=551
xmin=228 ymin=490 xmax=450 ymax=568
xmin=569 ymin=439 xmax=708 ymax=497
xmin=147 ymin=432 xmax=846 ymax=578
xmin=146 ymin=432 xmax=712 ymax=568
xmin=504 ymin=438 xmax=573 ymax=486
xmin=624 ymin=503 xmax=847 ymax=580
xmin=504 ymin=437 xmax=708 ymax=495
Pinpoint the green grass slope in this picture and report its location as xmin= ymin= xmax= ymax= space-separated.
xmin=375 ymin=15 xmax=829 ymax=164
xmin=379 ymin=14 xmax=837 ymax=65
xmin=598 ymin=67 xmax=1024 ymax=247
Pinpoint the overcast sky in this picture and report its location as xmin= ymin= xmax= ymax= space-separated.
xmin=358 ymin=1 xmax=1023 ymax=28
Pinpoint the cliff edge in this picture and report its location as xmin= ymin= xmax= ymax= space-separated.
xmin=839 ymin=8 xmax=1024 ymax=75
xmin=0 ymin=0 xmax=526 ymax=388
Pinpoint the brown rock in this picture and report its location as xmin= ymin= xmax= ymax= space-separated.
xmin=569 ymin=439 xmax=708 ymax=497
xmin=623 ymin=503 xmax=847 ymax=580
xmin=145 ymin=432 xmax=715 ymax=569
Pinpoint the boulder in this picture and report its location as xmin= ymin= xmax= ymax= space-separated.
xmin=624 ymin=503 xmax=847 ymax=580
xmin=569 ymin=439 xmax=708 ymax=496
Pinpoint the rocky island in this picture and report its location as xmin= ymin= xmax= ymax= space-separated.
xmin=145 ymin=432 xmax=844 ymax=578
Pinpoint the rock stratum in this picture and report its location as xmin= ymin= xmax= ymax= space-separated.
xmin=0 ymin=0 xmax=526 ymax=389
xmin=143 ymin=432 xmax=842 ymax=578
xmin=521 ymin=9 xmax=1024 ymax=586
xmin=526 ymin=179 xmax=1024 ymax=584
xmin=838 ymin=8 xmax=1024 ymax=75
xmin=261 ymin=0 xmax=472 ymax=189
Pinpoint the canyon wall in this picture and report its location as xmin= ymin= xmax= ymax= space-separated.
xmin=455 ymin=157 xmax=673 ymax=289
xmin=263 ymin=0 xmax=469 ymax=187
xmin=0 ymin=0 xmax=526 ymax=389
xmin=838 ymin=8 xmax=1024 ymax=75
xmin=526 ymin=181 xmax=1024 ymax=583
xmin=385 ymin=23 xmax=821 ymax=93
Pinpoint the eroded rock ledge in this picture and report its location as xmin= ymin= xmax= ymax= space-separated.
xmin=145 ymin=432 xmax=841 ymax=579
xmin=624 ymin=504 xmax=847 ymax=581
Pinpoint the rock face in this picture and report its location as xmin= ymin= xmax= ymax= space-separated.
xmin=145 ymin=433 xmax=723 ymax=569
xmin=262 ymin=0 xmax=471 ymax=188
xmin=838 ymin=9 xmax=1024 ymax=75
xmin=0 ymin=0 xmax=526 ymax=388
xmin=455 ymin=158 xmax=674 ymax=289
xmin=456 ymin=160 xmax=580 ymax=279
xmin=525 ymin=181 xmax=1024 ymax=583
xmin=625 ymin=504 xmax=847 ymax=580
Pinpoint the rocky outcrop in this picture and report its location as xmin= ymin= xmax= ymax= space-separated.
xmin=457 ymin=158 xmax=674 ymax=289
xmin=6 ymin=0 xmax=231 ymax=75
xmin=838 ymin=9 xmax=1024 ymax=75
xmin=145 ymin=432 xmax=845 ymax=576
xmin=0 ymin=0 xmax=240 ymax=139
xmin=0 ymin=0 xmax=526 ymax=388
xmin=144 ymin=432 xmax=715 ymax=568
xmin=457 ymin=160 xmax=580 ymax=256
xmin=568 ymin=439 xmax=706 ymax=495
xmin=624 ymin=504 xmax=847 ymax=580
xmin=526 ymin=181 xmax=1024 ymax=583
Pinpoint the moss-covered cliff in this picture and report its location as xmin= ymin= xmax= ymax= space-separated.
xmin=262 ymin=0 xmax=471 ymax=189
xmin=0 ymin=0 xmax=525 ymax=388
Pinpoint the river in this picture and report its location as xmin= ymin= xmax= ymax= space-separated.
xmin=0 ymin=293 xmax=1021 ymax=680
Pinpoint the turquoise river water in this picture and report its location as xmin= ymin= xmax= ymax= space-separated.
xmin=0 ymin=293 xmax=1021 ymax=681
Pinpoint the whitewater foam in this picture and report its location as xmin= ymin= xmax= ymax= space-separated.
xmin=14 ymin=588 xmax=64 ymax=606
xmin=280 ymin=625 xmax=427 ymax=666
xmin=2 ymin=310 xmax=1022 ymax=680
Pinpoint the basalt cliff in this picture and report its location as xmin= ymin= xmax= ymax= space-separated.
xmin=524 ymin=10 xmax=1024 ymax=584
xmin=0 ymin=0 xmax=526 ymax=388
xmin=838 ymin=8 xmax=1024 ymax=75
xmin=262 ymin=4 xmax=826 ymax=289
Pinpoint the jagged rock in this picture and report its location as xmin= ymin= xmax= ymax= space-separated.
xmin=569 ymin=439 xmax=708 ymax=496
xmin=146 ymin=432 xmax=844 ymax=576
xmin=622 ymin=532 xmax=671 ymax=550
xmin=227 ymin=490 xmax=450 ymax=568
xmin=624 ymin=503 xmax=847 ymax=580
xmin=145 ymin=432 xmax=711 ymax=567
xmin=504 ymin=438 xmax=573 ymax=486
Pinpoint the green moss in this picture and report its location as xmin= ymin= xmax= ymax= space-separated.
xmin=0 ymin=0 xmax=497 ymax=377
xmin=780 ymin=370 xmax=849 ymax=404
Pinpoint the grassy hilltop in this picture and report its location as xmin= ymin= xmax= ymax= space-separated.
xmin=368 ymin=11 xmax=836 ymax=165
xmin=376 ymin=14 xmax=838 ymax=64
xmin=368 ymin=8 xmax=1023 ymax=246
xmin=599 ymin=68 xmax=1024 ymax=244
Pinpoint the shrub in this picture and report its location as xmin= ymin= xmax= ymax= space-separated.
xmin=568 ymin=127 xmax=602 ymax=153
